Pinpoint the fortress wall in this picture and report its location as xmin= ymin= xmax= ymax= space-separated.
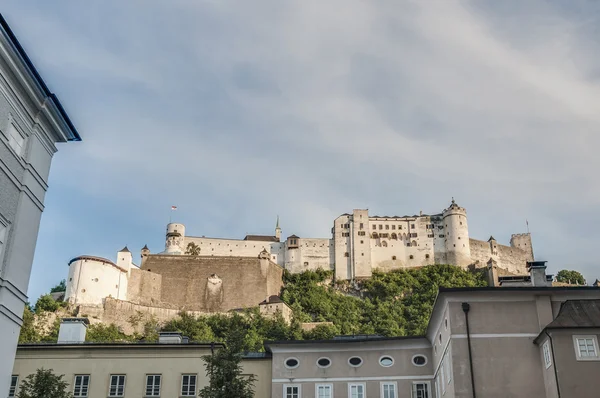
xmin=370 ymin=236 xmax=434 ymax=272
xmin=184 ymin=237 xmax=285 ymax=267
xmin=469 ymin=239 xmax=492 ymax=267
xmin=141 ymin=256 xmax=284 ymax=312
xmin=469 ymin=238 xmax=529 ymax=274
xmin=127 ymin=268 xmax=162 ymax=306
xmin=286 ymin=238 xmax=333 ymax=273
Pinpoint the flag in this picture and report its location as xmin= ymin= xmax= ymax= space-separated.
xmin=171 ymin=206 xmax=177 ymax=210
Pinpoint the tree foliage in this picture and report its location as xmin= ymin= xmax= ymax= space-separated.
xmin=34 ymin=295 xmax=61 ymax=313
xmin=556 ymin=269 xmax=586 ymax=285
xmin=86 ymin=323 xmax=133 ymax=342
xmin=185 ymin=242 xmax=201 ymax=255
xmin=17 ymin=368 xmax=73 ymax=398
xmin=50 ymin=280 xmax=67 ymax=293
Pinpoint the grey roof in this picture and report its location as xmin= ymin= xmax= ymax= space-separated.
xmin=142 ymin=244 xmax=149 ymax=250
xmin=260 ymin=295 xmax=284 ymax=305
xmin=545 ymin=300 xmax=600 ymax=329
xmin=243 ymin=235 xmax=279 ymax=242
xmin=119 ymin=246 xmax=130 ymax=253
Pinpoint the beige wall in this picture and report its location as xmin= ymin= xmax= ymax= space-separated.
xmin=269 ymin=339 xmax=433 ymax=398
xmin=12 ymin=345 xmax=271 ymax=398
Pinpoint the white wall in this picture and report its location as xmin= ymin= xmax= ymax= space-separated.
xmin=65 ymin=258 xmax=128 ymax=306
xmin=284 ymin=238 xmax=332 ymax=273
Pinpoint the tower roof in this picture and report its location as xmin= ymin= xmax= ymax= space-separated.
xmin=488 ymin=236 xmax=496 ymax=242
xmin=119 ymin=246 xmax=130 ymax=253
xmin=142 ymin=244 xmax=149 ymax=250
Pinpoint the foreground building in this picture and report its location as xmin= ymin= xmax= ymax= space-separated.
xmin=0 ymin=13 xmax=80 ymax=394
xmin=12 ymin=264 xmax=600 ymax=398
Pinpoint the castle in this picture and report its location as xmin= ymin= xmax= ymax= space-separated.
xmin=63 ymin=200 xmax=534 ymax=320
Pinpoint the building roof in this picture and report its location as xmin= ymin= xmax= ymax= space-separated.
xmin=243 ymin=235 xmax=279 ymax=242
xmin=259 ymin=295 xmax=284 ymax=305
xmin=546 ymin=300 xmax=600 ymax=329
xmin=119 ymin=246 xmax=130 ymax=253
xmin=0 ymin=14 xmax=81 ymax=141
xmin=264 ymin=335 xmax=426 ymax=352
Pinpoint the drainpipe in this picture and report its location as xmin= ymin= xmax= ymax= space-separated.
xmin=544 ymin=330 xmax=561 ymax=398
xmin=462 ymin=302 xmax=476 ymax=398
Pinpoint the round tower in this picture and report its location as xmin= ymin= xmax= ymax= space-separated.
xmin=165 ymin=223 xmax=185 ymax=254
xmin=443 ymin=199 xmax=471 ymax=267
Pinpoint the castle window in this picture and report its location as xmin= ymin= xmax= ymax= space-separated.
xmin=372 ymin=232 xmax=379 ymax=239
xmin=426 ymin=254 xmax=430 ymax=259
xmin=454 ymin=244 xmax=456 ymax=247
xmin=382 ymin=241 xmax=387 ymax=247
xmin=344 ymin=252 xmax=350 ymax=257
xmin=385 ymin=225 xmax=389 ymax=230
xmin=399 ymin=225 xmax=402 ymax=230
xmin=428 ymin=234 xmax=434 ymax=238
xmin=372 ymin=225 xmax=376 ymax=230
xmin=439 ymin=235 xmax=445 ymax=238
xmin=69 ymin=278 xmax=72 ymax=281
xmin=460 ymin=222 xmax=463 ymax=225
xmin=379 ymin=225 xmax=383 ymax=230
xmin=412 ymin=240 xmax=417 ymax=247
xmin=458 ymin=237 xmax=461 ymax=240
xmin=361 ymin=253 xmax=364 ymax=256
xmin=360 ymin=240 xmax=364 ymax=244
xmin=381 ymin=233 xmax=389 ymax=238
xmin=391 ymin=233 xmax=397 ymax=240
xmin=410 ymin=233 xmax=418 ymax=238
xmin=359 ymin=223 xmax=364 ymax=229
xmin=304 ymin=262 xmax=309 ymax=266
xmin=409 ymin=255 xmax=414 ymax=260
xmin=392 ymin=256 xmax=396 ymax=260
xmin=411 ymin=224 xmax=415 ymax=229
xmin=392 ymin=225 xmax=396 ymax=230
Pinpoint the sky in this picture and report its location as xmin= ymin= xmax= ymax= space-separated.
xmin=3 ymin=0 xmax=600 ymax=301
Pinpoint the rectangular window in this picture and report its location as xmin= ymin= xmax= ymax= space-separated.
xmin=385 ymin=225 xmax=389 ymax=230
xmin=359 ymin=223 xmax=364 ymax=230
xmin=9 ymin=375 xmax=18 ymax=397
xmin=7 ymin=123 xmax=25 ymax=156
xmin=392 ymin=225 xmax=396 ymax=230
xmin=181 ymin=374 xmax=197 ymax=396
xmin=574 ymin=336 xmax=599 ymax=360
xmin=108 ymin=375 xmax=125 ymax=397
xmin=427 ymin=234 xmax=434 ymax=238
xmin=145 ymin=375 xmax=161 ymax=396
xmin=381 ymin=382 xmax=397 ymax=398
xmin=284 ymin=384 xmax=300 ymax=398
xmin=349 ymin=383 xmax=365 ymax=398
xmin=73 ymin=375 xmax=90 ymax=397
xmin=372 ymin=225 xmax=376 ymax=230
xmin=411 ymin=233 xmax=418 ymax=238
xmin=412 ymin=382 xmax=430 ymax=398
xmin=411 ymin=224 xmax=415 ymax=229
xmin=398 ymin=225 xmax=402 ymax=230
xmin=543 ymin=340 xmax=552 ymax=368
xmin=379 ymin=225 xmax=383 ymax=230
xmin=316 ymin=384 xmax=332 ymax=398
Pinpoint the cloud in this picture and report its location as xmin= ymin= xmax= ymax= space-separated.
xmin=3 ymin=0 xmax=600 ymax=299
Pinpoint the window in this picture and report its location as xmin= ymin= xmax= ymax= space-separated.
xmin=398 ymin=225 xmax=402 ymax=230
xmin=410 ymin=233 xmax=418 ymax=238
xmin=574 ymin=336 xmax=599 ymax=360
xmin=427 ymin=234 xmax=434 ymax=238
xmin=285 ymin=357 xmax=300 ymax=369
xmin=317 ymin=357 xmax=331 ymax=368
xmin=381 ymin=382 xmax=397 ymax=398
xmin=543 ymin=340 xmax=552 ymax=368
xmin=392 ymin=225 xmax=396 ymax=230
xmin=445 ymin=352 xmax=452 ymax=383
xmin=358 ymin=231 xmax=366 ymax=236
xmin=284 ymin=384 xmax=300 ymax=398
xmin=145 ymin=375 xmax=161 ymax=397
xmin=439 ymin=234 xmax=445 ymax=238
xmin=181 ymin=374 xmax=197 ymax=396
xmin=108 ymin=375 xmax=125 ymax=397
xmin=342 ymin=232 xmax=350 ymax=237
xmin=409 ymin=255 xmax=414 ymax=259
xmin=411 ymin=224 xmax=415 ymax=229
xmin=385 ymin=225 xmax=389 ymax=230
xmin=425 ymin=254 xmax=430 ymax=259
xmin=412 ymin=382 xmax=430 ymax=398
xmin=372 ymin=225 xmax=376 ymax=230
xmin=440 ymin=361 xmax=446 ymax=393
xmin=382 ymin=241 xmax=388 ymax=247
xmin=349 ymin=383 xmax=365 ymax=398
xmin=379 ymin=225 xmax=383 ymax=230
xmin=73 ymin=375 xmax=90 ymax=397
xmin=9 ymin=375 xmax=17 ymax=397
xmin=348 ymin=356 xmax=363 ymax=367
xmin=344 ymin=252 xmax=350 ymax=257
xmin=392 ymin=256 xmax=396 ymax=260
xmin=7 ymin=123 xmax=25 ymax=156
xmin=379 ymin=356 xmax=394 ymax=367
xmin=316 ymin=384 xmax=332 ymax=398
xmin=412 ymin=355 xmax=427 ymax=366
xmin=359 ymin=223 xmax=364 ymax=229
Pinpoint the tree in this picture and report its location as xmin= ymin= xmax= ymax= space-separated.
xmin=556 ymin=269 xmax=586 ymax=285
xmin=199 ymin=328 xmax=256 ymax=398
xmin=50 ymin=280 xmax=67 ymax=293
xmin=185 ymin=242 xmax=201 ymax=255
xmin=17 ymin=368 xmax=73 ymax=398
xmin=34 ymin=294 xmax=60 ymax=313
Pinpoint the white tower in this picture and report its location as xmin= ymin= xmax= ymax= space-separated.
xmin=116 ymin=246 xmax=133 ymax=271
xmin=165 ymin=223 xmax=186 ymax=254
xmin=443 ymin=199 xmax=471 ymax=267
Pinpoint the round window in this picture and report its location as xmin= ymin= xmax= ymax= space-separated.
xmin=379 ymin=356 xmax=394 ymax=367
xmin=317 ymin=357 xmax=331 ymax=368
xmin=348 ymin=356 xmax=363 ymax=367
xmin=284 ymin=358 xmax=299 ymax=369
xmin=412 ymin=355 xmax=427 ymax=366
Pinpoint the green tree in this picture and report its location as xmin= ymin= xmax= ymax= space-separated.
xmin=34 ymin=295 xmax=60 ymax=313
xmin=185 ymin=242 xmax=201 ymax=255
xmin=556 ymin=269 xmax=586 ymax=285
xmin=50 ymin=280 xmax=67 ymax=293
xmin=199 ymin=329 xmax=256 ymax=398
xmin=86 ymin=323 xmax=132 ymax=342
xmin=17 ymin=368 xmax=73 ymax=398
xmin=19 ymin=306 xmax=41 ymax=343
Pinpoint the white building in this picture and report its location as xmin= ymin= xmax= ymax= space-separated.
xmin=162 ymin=199 xmax=533 ymax=280
xmin=0 ymin=13 xmax=80 ymax=394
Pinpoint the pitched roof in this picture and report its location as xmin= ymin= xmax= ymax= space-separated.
xmin=243 ymin=235 xmax=279 ymax=242
xmin=545 ymin=300 xmax=600 ymax=329
xmin=259 ymin=295 xmax=284 ymax=305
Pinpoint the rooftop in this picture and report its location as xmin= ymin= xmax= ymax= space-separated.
xmin=545 ymin=300 xmax=600 ymax=329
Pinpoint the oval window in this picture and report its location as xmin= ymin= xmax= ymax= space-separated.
xmin=412 ymin=355 xmax=427 ymax=366
xmin=317 ymin=357 xmax=331 ymax=368
xmin=379 ymin=356 xmax=394 ymax=367
xmin=284 ymin=358 xmax=299 ymax=369
xmin=348 ymin=357 xmax=363 ymax=367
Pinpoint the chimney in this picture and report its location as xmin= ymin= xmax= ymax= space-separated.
xmin=527 ymin=261 xmax=551 ymax=287
xmin=58 ymin=318 xmax=89 ymax=343
xmin=158 ymin=332 xmax=183 ymax=344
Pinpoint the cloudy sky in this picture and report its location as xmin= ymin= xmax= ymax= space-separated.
xmin=3 ymin=0 xmax=600 ymax=301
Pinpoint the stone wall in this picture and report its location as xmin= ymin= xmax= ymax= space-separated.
xmin=285 ymin=238 xmax=333 ymax=273
xmin=127 ymin=268 xmax=163 ymax=307
xmin=141 ymin=255 xmax=284 ymax=312
xmin=469 ymin=238 xmax=529 ymax=274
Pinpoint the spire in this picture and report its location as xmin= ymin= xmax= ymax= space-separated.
xmin=119 ymin=246 xmax=130 ymax=253
xmin=275 ymin=215 xmax=281 ymax=241
xmin=276 ymin=215 xmax=280 ymax=229
xmin=142 ymin=244 xmax=149 ymax=250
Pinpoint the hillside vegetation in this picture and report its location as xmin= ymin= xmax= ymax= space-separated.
xmin=20 ymin=265 xmax=486 ymax=350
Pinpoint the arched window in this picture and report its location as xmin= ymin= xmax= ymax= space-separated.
xmin=391 ymin=233 xmax=397 ymax=240
xmin=382 ymin=241 xmax=388 ymax=247
xmin=372 ymin=232 xmax=379 ymax=239
xmin=409 ymin=255 xmax=414 ymax=260
xmin=412 ymin=240 xmax=417 ymax=247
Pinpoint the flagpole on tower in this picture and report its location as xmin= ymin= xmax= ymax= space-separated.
xmin=526 ymin=219 xmax=529 ymax=234
xmin=170 ymin=205 xmax=177 ymax=223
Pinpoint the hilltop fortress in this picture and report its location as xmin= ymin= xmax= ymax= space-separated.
xmin=63 ymin=200 xmax=534 ymax=326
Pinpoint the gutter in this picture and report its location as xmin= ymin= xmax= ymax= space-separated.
xmin=462 ymin=302 xmax=476 ymax=398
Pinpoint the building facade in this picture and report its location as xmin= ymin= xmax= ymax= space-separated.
xmin=161 ymin=200 xmax=533 ymax=281
xmin=0 ymin=13 xmax=80 ymax=394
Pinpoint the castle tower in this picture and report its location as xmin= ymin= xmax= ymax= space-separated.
xmin=141 ymin=244 xmax=150 ymax=266
xmin=165 ymin=223 xmax=185 ymax=254
xmin=443 ymin=199 xmax=471 ymax=267
xmin=116 ymin=246 xmax=133 ymax=271
xmin=510 ymin=233 xmax=534 ymax=262
xmin=275 ymin=216 xmax=281 ymax=241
